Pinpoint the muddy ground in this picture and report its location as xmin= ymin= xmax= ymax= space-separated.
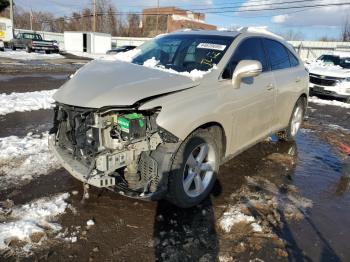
xmin=0 ymin=57 xmax=349 ymax=262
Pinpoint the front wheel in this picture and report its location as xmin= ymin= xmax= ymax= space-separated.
xmin=26 ymin=46 xmax=32 ymax=53
xmin=167 ymin=129 xmax=220 ymax=208
xmin=278 ymin=97 xmax=306 ymax=141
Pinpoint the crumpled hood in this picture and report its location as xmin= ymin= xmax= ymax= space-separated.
xmin=53 ymin=60 xmax=199 ymax=108
xmin=308 ymin=65 xmax=350 ymax=78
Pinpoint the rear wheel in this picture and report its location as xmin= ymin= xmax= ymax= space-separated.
xmin=0 ymin=47 xmax=4 ymax=52
xmin=278 ymin=97 xmax=306 ymax=141
xmin=167 ymin=129 xmax=220 ymax=208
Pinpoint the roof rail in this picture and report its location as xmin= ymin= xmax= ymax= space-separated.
xmin=175 ymin=28 xmax=203 ymax=32
xmin=238 ymin=26 xmax=284 ymax=40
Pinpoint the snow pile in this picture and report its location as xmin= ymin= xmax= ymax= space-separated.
xmin=326 ymin=124 xmax=350 ymax=134
xmin=0 ymin=193 xmax=70 ymax=250
xmin=0 ymin=49 xmax=63 ymax=60
xmin=0 ymin=89 xmax=56 ymax=115
xmin=102 ymin=48 xmax=141 ymax=62
xmin=142 ymin=57 xmax=214 ymax=81
xmin=308 ymin=96 xmax=350 ymax=108
xmin=66 ymin=51 xmax=106 ymax=59
xmin=219 ymin=207 xmax=262 ymax=233
xmin=86 ymin=219 xmax=95 ymax=226
xmin=306 ymin=59 xmax=343 ymax=70
xmin=0 ymin=132 xmax=60 ymax=187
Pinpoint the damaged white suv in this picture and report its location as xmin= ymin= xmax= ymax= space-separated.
xmin=49 ymin=28 xmax=308 ymax=207
xmin=308 ymin=54 xmax=350 ymax=102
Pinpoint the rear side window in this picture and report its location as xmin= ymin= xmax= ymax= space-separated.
xmin=263 ymin=39 xmax=290 ymax=70
xmin=222 ymin=37 xmax=268 ymax=79
xmin=288 ymin=49 xmax=299 ymax=67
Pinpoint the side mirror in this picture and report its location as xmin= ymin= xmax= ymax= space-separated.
xmin=232 ymin=60 xmax=262 ymax=88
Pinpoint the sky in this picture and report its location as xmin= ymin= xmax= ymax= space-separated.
xmin=14 ymin=0 xmax=350 ymax=40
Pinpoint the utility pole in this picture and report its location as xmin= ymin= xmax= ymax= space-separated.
xmin=93 ymin=0 xmax=96 ymax=32
xmin=9 ymin=0 xmax=14 ymax=33
xmin=155 ymin=0 xmax=159 ymax=35
xmin=30 ymin=9 xmax=33 ymax=31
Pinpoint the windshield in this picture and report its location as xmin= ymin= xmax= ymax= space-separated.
xmin=23 ymin=33 xmax=42 ymax=40
xmin=132 ymin=34 xmax=234 ymax=73
xmin=318 ymin=55 xmax=350 ymax=69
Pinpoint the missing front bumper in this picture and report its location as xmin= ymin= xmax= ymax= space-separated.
xmin=48 ymin=135 xmax=115 ymax=188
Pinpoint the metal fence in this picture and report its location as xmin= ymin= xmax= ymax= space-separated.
xmin=289 ymin=41 xmax=350 ymax=60
xmin=14 ymin=29 xmax=350 ymax=60
xmin=111 ymin=36 xmax=152 ymax=48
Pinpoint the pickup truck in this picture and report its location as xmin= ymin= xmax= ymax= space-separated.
xmin=10 ymin=32 xmax=59 ymax=54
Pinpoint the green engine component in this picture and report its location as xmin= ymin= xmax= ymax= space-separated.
xmin=115 ymin=113 xmax=146 ymax=140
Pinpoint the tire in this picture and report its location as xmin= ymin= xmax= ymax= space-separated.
xmin=45 ymin=50 xmax=51 ymax=54
xmin=11 ymin=45 xmax=16 ymax=51
xmin=0 ymin=47 xmax=4 ymax=52
xmin=26 ymin=46 xmax=32 ymax=53
xmin=278 ymin=97 xmax=306 ymax=142
xmin=167 ymin=128 xmax=221 ymax=208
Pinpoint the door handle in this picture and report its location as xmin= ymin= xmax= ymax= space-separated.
xmin=266 ymin=84 xmax=274 ymax=91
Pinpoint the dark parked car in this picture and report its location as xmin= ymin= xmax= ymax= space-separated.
xmin=10 ymin=32 xmax=59 ymax=54
xmin=106 ymin=45 xmax=136 ymax=54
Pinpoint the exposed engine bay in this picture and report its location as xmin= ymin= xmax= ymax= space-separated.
xmin=49 ymin=103 xmax=179 ymax=199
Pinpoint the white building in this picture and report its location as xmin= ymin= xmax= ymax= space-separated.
xmin=64 ymin=31 xmax=111 ymax=54
xmin=0 ymin=17 xmax=13 ymax=50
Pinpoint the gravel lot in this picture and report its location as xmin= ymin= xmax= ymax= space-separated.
xmin=0 ymin=53 xmax=349 ymax=262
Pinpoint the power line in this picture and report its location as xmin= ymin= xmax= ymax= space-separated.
xmin=176 ymin=0 xmax=332 ymax=11
xmin=36 ymin=2 xmax=350 ymax=24
xmin=91 ymin=2 xmax=350 ymax=15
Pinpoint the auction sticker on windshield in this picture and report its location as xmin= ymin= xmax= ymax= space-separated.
xmin=197 ymin=43 xmax=226 ymax=51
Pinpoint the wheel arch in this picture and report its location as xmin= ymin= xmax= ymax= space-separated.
xmin=179 ymin=121 xmax=227 ymax=161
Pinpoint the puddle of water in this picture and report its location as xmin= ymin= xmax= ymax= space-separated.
xmin=285 ymin=131 xmax=350 ymax=261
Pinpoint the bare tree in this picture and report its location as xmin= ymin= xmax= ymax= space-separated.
xmin=0 ymin=0 xmax=9 ymax=13
xmin=282 ymin=29 xmax=304 ymax=41
xmin=341 ymin=16 xmax=350 ymax=41
xmin=6 ymin=0 xmax=146 ymax=36
xmin=127 ymin=14 xmax=141 ymax=37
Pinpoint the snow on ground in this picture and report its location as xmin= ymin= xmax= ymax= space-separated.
xmin=326 ymin=124 xmax=350 ymax=133
xmin=0 ymin=89 xmax=56 ymax=115
xmin=308 ymin=96 xmax=350 ymax=109
xmin=0 ymin=49 xmax=63 ymax=60
xmin=0 ymin=193 xmax=70 ymax=251
xmin=219 ymin=206 xmax=262 ymax=233
xmin=67 ymin=51 xmax=106 ymax=60
xmin=0 ymin=132 xmax=60 ymax=187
